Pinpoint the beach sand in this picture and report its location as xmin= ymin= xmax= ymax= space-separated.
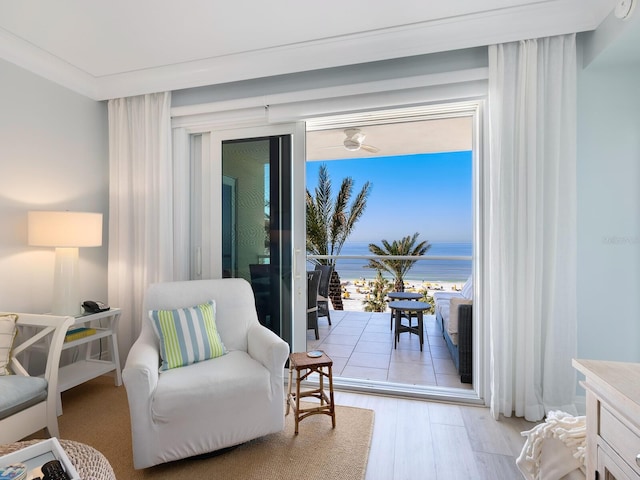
xmin=338 ymin=278 xmax=464 ymax=311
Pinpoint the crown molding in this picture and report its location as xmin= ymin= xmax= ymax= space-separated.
xmin=0 ymin=28 xmax=99 ymax=99
xmin=1 ymin=1 xmax=610 ymax=101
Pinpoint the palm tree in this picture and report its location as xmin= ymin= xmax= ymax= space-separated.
xmin=307 ymin=163 xmax=371 ymax=310
xmin=362 ymin=270 xmax=392 ymax=312
xmin=367 ymin=233 xmax=431 ymax=292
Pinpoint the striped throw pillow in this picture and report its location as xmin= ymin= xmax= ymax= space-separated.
xmin=149 ymin=300 xmax=226 ymax=371
xmin=0 ymin=313 xmax=18 ymax=375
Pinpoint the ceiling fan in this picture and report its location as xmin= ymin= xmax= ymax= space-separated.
xmin=338 ymin=128 xmax=380 ymax=153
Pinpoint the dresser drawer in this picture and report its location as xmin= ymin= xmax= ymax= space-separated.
xmin=600 ymin=406 xmax=640 ymax=476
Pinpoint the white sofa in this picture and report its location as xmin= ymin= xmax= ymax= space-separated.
xmin=123 ymin=278 xmax=290 ymax=469
xmin=433 ymin=276 xmax=473 ymax=383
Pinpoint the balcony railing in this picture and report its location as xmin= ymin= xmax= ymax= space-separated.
xmin=307 ymin=254 xmax=472 ymax=284
xmin=307 ymin=255 xmax=472 ymax=310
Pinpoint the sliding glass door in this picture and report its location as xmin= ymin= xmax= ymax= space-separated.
xmin=190 ymin=124 xmax=306 ymax=351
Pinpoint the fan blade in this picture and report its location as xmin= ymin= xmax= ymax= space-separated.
xmin=319 ymin=145 xmax=347 ymax=150
xmin=361 ymin=144 xmax=380 ymax=153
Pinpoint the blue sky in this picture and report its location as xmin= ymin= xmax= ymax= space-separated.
xmin=306 ymin=151 xmax=472 ymax=243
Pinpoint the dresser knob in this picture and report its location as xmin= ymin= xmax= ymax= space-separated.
xmin=636 ymin=454 xmax=640 ymax=467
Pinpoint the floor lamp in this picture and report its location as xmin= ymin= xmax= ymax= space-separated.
xmin=28 ymin=211 xmax=103 ymax=316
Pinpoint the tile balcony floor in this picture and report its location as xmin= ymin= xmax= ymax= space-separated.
xmin=307 ymin=309 xmax=473 ymax=390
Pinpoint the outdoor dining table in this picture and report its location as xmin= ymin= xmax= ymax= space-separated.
xmin=387 ymin=291 xmax=423 ymax=330
xmin=388 ymin=300 xmax=431 ymax=352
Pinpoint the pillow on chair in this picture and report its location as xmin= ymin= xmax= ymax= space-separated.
xmin=149 ymin=301 xmax=226 ymax=371
xmin=0 ymin=314 xmax=18 ymax=376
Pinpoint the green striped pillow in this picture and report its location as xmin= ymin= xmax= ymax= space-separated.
xmin=149 ymin=300 xmax=226 ymax=371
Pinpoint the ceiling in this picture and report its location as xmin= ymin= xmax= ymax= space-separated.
xmin=307 ymin=117 xmax=473 ymax=161
xmin=0 ymin=0 xmax=623 ymax=100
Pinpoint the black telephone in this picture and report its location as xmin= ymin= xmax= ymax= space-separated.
xmin=82 ymin=300 xmax=110 ymax=313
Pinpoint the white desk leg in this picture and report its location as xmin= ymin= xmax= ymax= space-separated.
xmin=110 ymin=332 xmax=122 ymax=386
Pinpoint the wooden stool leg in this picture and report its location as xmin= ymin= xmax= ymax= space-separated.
xmin=286 ymin=363 xmax=293 ymax=415
xmin=328 ymin=365 xmax=336 ymax=428
xmin=294 ymin=368 xmax=302 ymax=435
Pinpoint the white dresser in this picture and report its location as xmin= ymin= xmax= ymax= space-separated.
xmin=573 ymin=359 xmax=640 ymax=480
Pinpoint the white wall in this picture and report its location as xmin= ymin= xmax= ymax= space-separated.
xmin=576 ymin=44 xmax=640 ymax=361
xmin=0 ymin=58 xmax=109 ymax=314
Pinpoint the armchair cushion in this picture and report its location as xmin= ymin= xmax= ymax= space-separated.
xmin=0 ymin=375 xmax=48 ymax=420
xmin=151 ymin=351 xmax=270 ymax=420
xmin=149 ymin=300 xmax=226 ymax=371
xmin=0 ymin=314 xmax=18 ymax=375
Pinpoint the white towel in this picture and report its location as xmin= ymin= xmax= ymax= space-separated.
xmin=516 ymin=410 xmax=587 ymax=480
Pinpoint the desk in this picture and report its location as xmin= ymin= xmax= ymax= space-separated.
xmin=19 ymin=309 xmax=122 ymax=415
xmin=58 ymin=309 xmax=122 ymax=414
xmin=387 ymin=291 xmax=423 ymax=330
xmin=388 ymin=300 xmax=431 ymax=351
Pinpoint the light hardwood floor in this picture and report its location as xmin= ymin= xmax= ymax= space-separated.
xmin=333 ymin=390 xmax=536 ymax=479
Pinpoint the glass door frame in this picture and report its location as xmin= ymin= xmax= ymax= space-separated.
xmin=195 ymin=123 xmax=308 ymax=353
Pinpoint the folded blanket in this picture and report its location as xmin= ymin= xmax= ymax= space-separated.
xmin=516 ymin=410 xmax=586 ymax=480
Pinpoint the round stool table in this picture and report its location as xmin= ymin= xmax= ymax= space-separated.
xmin=286 ymin=351 xmax=336 ymax=435
xmin=0 ymin=439 xmax=115 ymax=480
xmin=387 ymin=291 xmax=423 ymax=330
xmin=388 ymin=300 xmax=431 ymax=351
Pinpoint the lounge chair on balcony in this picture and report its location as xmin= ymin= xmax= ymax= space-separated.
xmin=433 ymin=276 xmax=473 ymax=383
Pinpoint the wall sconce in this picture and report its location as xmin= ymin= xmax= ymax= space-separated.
xmin=28 ymin=211 xmax=103 ymax=316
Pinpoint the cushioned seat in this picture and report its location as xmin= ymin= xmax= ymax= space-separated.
xmin=151 ymin=351 xmax=271 ymax=418
xmin=0 ymin=376 xmax=48 ymax=420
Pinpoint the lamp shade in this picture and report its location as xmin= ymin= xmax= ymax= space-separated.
xmin=28 ymin=211 xmax=102 ymax=247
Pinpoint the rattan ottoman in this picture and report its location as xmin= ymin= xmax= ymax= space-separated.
xmin=0 ymin=439 xmax=115 ymax=480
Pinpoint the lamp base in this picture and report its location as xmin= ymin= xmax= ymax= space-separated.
xmin=52 ymin=247 xmax=81 ymax=316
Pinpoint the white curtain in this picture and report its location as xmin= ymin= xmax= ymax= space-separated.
xmin=107 ymin=92 xmax=178 ymax=358
xmin=487 ymin=34 xmax=578 ymax=421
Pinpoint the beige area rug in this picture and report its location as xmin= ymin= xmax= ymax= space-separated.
xmin=47 ymin=376 xmax=374 ymax=480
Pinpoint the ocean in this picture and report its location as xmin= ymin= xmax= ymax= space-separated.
xmin=308 ymin=241 xmax=472 ymax=282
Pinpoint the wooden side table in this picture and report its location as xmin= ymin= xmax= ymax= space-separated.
xmin=286 ymin=351 xmax=336 ymax=434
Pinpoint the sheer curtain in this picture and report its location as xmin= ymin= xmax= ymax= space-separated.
xmin=108 ymin=92 xmax=179 ymax=358
xmin=487 ymin=34 xmax=578 ymax=421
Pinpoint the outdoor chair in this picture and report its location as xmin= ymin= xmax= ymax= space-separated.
xmin=307 ymin=270 xmax=322 ymax=339
xmin=314 ymin=264 xmax=333 ymax=326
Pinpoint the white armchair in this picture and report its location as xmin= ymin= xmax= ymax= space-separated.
xmin=122 ymin=278 xmax=290 ymax=469
xmin=0 ymin=313 xmax=74 ymax=444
